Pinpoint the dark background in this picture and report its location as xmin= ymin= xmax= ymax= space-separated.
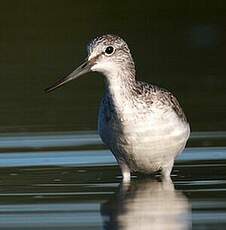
xmin=0 ymin=0 xmax=226 ymax=132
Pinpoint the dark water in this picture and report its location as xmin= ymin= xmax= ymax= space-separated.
xmin=0 ymin=132 xmax=225 ymax=229
xmin=0 ymin=1 xmax=226 ymax=229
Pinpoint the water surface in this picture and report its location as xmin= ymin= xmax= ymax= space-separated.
xmin=0 ymin=131 xmax=225 ymax=229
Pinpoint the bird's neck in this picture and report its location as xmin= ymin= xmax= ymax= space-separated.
xmin=104 ymin=65 xmax=136 ymax=112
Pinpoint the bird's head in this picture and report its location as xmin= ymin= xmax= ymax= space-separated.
xmin=45 ymin=34 xmax=135 ymax=93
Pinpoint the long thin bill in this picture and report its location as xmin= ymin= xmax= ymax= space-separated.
xmin=45 ymin=59 xmax=91 ymax=93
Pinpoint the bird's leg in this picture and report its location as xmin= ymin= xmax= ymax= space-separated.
xmin=119 ymin=161 xmax=131 ymax=183
xmin=161 ymin=160 xmax=174 ymax=180
xmin=161 ymin=177 xmax=174 ymax=191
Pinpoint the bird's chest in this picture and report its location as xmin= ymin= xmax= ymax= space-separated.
xmin=98 ymin=94 xmax=186 ymax=147
xmin=98 ymin=95 xmax=152 ymax=146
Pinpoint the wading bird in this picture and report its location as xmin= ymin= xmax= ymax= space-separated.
xmin=46 ymin=34 xmax=190 ymax=182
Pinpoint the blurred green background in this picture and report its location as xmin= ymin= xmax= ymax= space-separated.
xmin=0 ymin=0 xmax=226 ymax=132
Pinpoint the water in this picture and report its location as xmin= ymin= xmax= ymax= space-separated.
xmin=0 ymin=131 xmax=225 ymax=230
xmin=1 ymin=1 xmax=226 ymax=229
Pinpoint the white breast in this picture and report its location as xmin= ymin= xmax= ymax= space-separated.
xmin=98 ymin=98 xmax=190 ymax=173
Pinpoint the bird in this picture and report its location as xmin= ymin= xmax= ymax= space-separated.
xmin=45 ymin=34 xmax=190 ymax=182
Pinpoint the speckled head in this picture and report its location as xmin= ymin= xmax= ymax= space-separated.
xmin=87 ymin=34 xmax=128 ymax=55
xmin=87 ymin=34 xmax=135 ymax=77
xmin=45 ymin=34 xmax=135 ymax=93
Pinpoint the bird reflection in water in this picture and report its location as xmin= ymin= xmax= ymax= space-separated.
xmin=101 ymin=178 xmax=191 ymax=230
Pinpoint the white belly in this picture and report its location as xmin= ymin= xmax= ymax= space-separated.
xmin=98 ymin=100 xmax=190 ymax=174
xmin=117 ymin=128 xmax=189 ymax=173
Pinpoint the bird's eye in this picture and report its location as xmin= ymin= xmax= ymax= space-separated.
xmin=105 ymin=46 xmax=114 ymax=55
